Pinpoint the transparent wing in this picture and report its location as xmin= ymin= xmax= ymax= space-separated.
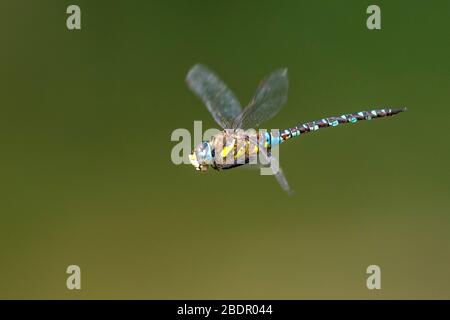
xmin=233 ymin=68 xmax=289 ymax=129
xmin=186 ymin=64 xmax=242 ymax=129
xmin=259 ymin=147 xmax=292 ymax=195
xmin=248 ymin=135 xmax=293 ymax=194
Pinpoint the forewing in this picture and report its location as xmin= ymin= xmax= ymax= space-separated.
xmin=186 ymin=64 xmax=242 ymax=129
xmin=234 ymin=68 xmax=289 ymax=129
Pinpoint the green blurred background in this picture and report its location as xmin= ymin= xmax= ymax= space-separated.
xmin=1 ymin=0 xmax=449 ymax=299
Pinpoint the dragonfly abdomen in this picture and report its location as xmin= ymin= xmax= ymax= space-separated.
xmin=211 ymin=108 xmax=405 ymax=168
xmin=277 ymin=108 xmax=406 ymax=143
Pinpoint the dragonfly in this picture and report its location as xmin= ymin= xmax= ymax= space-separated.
xmin=186 ymin=64 xmax=406 ymax=193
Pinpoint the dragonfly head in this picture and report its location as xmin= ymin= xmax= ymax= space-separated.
xmin=189 ymin=141 xmax=213 ymax=172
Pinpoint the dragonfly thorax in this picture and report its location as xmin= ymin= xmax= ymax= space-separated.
xmin=189 ymin=141 xmax=213 ymax=171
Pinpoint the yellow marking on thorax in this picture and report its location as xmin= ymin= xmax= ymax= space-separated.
xmin=220 ymin=138 xmax=236 ymax=158
xmin=235 ymin=145 xmax=247 ymax=159
xmin=218 ymin=136 xmax=260 ymax=160
xmin=236 ymin=140 xmax=259 ymax=159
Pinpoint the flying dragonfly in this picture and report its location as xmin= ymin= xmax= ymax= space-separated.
xmin=186 ymin=64 xmax=406 ymax=193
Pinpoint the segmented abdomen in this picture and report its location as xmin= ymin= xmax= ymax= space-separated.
xmin=210 ymin=108 xmax=406 ymax=169
xmin=278 ymin=108 xmax=406 ymax=143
